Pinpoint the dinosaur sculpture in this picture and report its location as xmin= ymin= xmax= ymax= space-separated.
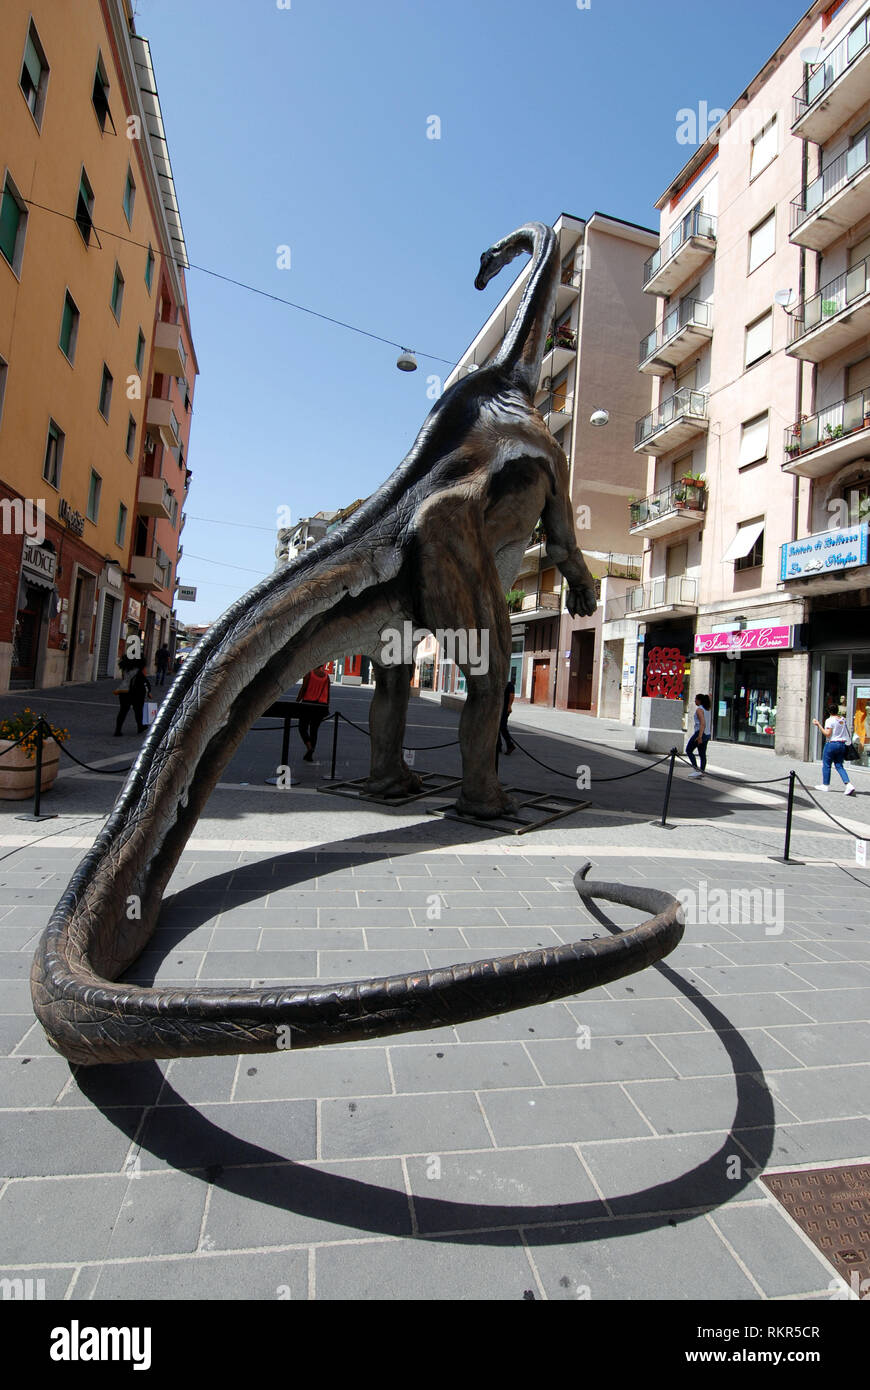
xmin=31 ymin=222 xmax=684 ymax=1065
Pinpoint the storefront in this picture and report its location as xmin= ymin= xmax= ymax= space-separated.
xmin=806 ymin=607 xmax=870 ymax=764
xmin=11 ymin=540 xmax=57 ymax=688
xmin=695 ymin=625 xmax=793 ymax=748
xmin=642 ymin=620 xmax=694 ymax=722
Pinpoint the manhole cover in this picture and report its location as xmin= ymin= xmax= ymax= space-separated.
xmin=762 ymin=1164 xmax=870 ymax=1295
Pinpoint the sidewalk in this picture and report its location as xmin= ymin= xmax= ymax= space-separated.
xmin=0 ymin=678 xmax=868 ymax=1299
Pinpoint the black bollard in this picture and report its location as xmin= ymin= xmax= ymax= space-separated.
xmin=33 ymin=715 xmax=43 ymax=818
xmin=330 ymin=711 xmax=339 ymax=780
xmin=659 ymin=748 xmax=677 ymax=827
xmin=769 ymin=770 xmax=802 ymax=865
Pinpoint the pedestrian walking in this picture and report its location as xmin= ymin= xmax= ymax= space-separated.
xmin=114 ymin=662 xmax=151 ymax=735
xmin=813 ymin=703 xmax=857 ymax=795
xmin=686 ymin=692 xmax=711 ymax=778
xmin=498 ymin=678 xmax=516 ymax=754
xmin=297 ymin=665 xmax=330 ymax=761
xmin=155 ymin=644 xmax=170 ymax=686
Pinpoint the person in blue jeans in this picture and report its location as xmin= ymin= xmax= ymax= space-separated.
xmin=686 ymin=692 xmax=711 ymax=778
xmin=812 ymin=704 xmax=856 ymax=795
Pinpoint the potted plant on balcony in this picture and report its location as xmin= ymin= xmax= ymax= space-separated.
xmin=505 ymin=589 xmax=525 ymax=614
xmin=824 ymin=422 xmax=845 ymax=441
xmin=0 ymin=709 xmax=68 ymax=801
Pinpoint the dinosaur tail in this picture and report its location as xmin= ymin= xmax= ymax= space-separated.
xmin=474 ymin=222 xmax=561 ymax=397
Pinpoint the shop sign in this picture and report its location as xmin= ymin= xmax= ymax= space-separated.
xmin=58 ymin=497 xmax=85 ymax=537
xmin=127 ymin=599 xmax=142 ymax=623
xmin=176 ymin=585 xmax=197 ymax=602
xmin=22 ymin=542 xmax=56 ymax=583
xmin=694 ymin=626 xmax=793 ymax=655
xmin=780 ymin=523 xmax=869 ymax=581
xmin=105 ymin=564 xmax=123 ymax=590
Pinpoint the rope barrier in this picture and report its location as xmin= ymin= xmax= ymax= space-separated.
xmin=509 ymin=735 xmax=676 ymax=783
xmin=56 ymin=741 xmax=134 ymax=775
xmin=0 ymin=730 xmax=40 ymax=757
xmin=795 ymin=774 xmax=867 ymax=843
xmin=337 ymin=711 xmax=459 ymax=751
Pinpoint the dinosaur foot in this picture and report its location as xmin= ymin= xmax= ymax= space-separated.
xmin=454 ymin=790 xmax=519 ymax=820
xmin=363 ymin=769 xmax=425 ymax=799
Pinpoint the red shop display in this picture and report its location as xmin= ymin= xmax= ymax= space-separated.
xmin=645 ymin=646 xmax=685 ymax=699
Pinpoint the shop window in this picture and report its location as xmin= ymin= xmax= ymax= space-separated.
xmin=20 ymin=22 xmax=49 ymax=129
xmin=59 ymin=291 xmax=79 ymax=362
xmin=42 ymin=420 xmax=63 ymax=488
xmin=0 ymin=173 xmax=28 ymax=274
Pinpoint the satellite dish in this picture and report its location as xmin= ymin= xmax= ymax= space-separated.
xmin=800 ymin=45 xmax=823 ymax=65
xmin=774 ymin=289 xmax=794 ymax=308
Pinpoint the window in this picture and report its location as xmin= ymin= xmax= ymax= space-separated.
xmin=92 ymin=54 xmax=111 ymax=131
xmin=750 ymin=117 xmax=777 ymax=180
xmin=722 ymin=519 xmax=765 ymax=568
xmin=125 ymin=415 xmax=136 ymax=459
xmin=123 ymin=168 xmax=135 ymax=225
xmin=76 ymin=169 xmax=95 ymax=246
xmin=0 ymin=174 xmax=28 ymax=274
xmin=748 ymin=211 xmax=775 ymax=273
xmin=135 ymin=328 xmax=145 ymax=374
xmin=745 ymin=310 xmax=772 ymax=367
xmin=19 ymin=22 xmax=49 ymax=128
xmin=110 ymin=263 xmax=125 ymax=321
xmin=87 ymin=470 xmax=102 ymax=523
xmin=145 ymin=244 xmax=155 ymax=291
xmin=738 ymin=412 xmax=769 ymax=467
xmin=0 ymin=357 xmax=7 ymax=429
xmin=735 ymin=528 xmax=764 ymax=571
xmin=59 ymin=291 xmax=79 ymax=362
xmin=98 ymin=364 xmax=113 ymax=419
xmin=116 ymin=502 xmax=128 ymax=547
xmin=42 ymin=420 xmax=63 ymax=488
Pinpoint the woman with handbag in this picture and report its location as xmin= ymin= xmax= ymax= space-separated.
xmin=114 ymin=662 xmax=152 ymax=736
xmin=812 ymin=703 xmax=857 ymax=795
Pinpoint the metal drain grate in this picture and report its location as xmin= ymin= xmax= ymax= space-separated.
xmin=762 ymin=1164 xmax=870 ymax=1294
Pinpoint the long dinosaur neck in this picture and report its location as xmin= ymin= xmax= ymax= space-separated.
xmin=491 ymin=223 xmax=560 ymax=397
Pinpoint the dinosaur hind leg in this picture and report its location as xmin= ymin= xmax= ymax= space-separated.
xmin=363 ymin=660 xmax=424 ymax=797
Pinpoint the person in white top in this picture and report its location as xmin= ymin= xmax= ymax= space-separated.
xmin=812 ymin=703 xmax=856 ymax=795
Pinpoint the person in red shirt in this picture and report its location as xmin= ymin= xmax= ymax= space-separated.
xmin=298 ymin=665 xmax=330 ymax=761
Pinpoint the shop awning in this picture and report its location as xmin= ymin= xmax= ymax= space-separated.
xmin=721 ymin=520 xmax=764 ymax=564
xmin=20 ymin=567 xmax=55 ymax=594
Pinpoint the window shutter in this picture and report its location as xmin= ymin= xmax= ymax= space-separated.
xmin=749 ymin=213 xmax=775 ymax=272
xmin=0 ymin=188 xmax=21 ymax=264
xmin=23 ymin=34 xmax=42 ymax=90
xmin=745 ymin=312 xmax=772 ymax=366
xmin=739 ymin=413 xmax=769 ymax=466
xmin=750 ymin=120 xmax=777 ymax=179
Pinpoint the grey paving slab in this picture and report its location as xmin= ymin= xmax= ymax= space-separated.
xmin=0 ymin=1265 xmax=76 ymax=1299
xmin=779 ymin=987 xmax=870 ymax=1023
xmin=317 ymin=910 xmax=415 ymax=929
xmin=454 ymin=1002 xmax=577 ymax=1043
xmin=205 ymin=928 xmax=260 ymax=951
xmin=316 ymin=950 xmax=431 ymax=979
xmin=257 ymin=928 xmax=362 ymax=951
xmin=735 ymin=1117 xmax=870 ymax=1168
xmin=320 ymin=1091 xmax=493 ymax=1159
xmin=203 ymin=1158 xmax=411 ymax=1247
xmin=233 ymin=1047 xmax=391 ymax=1102
xmin=765 ymin=1021 xmax=870 ymax=1066
xmin=105 ymin=1170 xmax=209 ymax=1258
xmin=624 ymin=1074 xmax=782 ymax=1136
xmin=0 ymin=1056 xmax=72 ymax=1106
xmin=388 ymin=1042 xmax=541 ymax=1094
xmin=500 ymin=908 xmax=595 ymax=928
xmin=480 ymin=1083 xmax=654 ymax=1147
xmin=528 ymin=1036 xmax=678 ymax=1085
xmin=365 ymin=927 xmax=467 ymax=949
xmin=218 ymin=908 xmax=318 ymax=928
xmin=564 ymin=997 xmax=705 ymax=1036
xmin=0 ymin=1107 xmax=135 ymax=1178
xmin=759 ymin=1064 xmax=870 ymax=1123
xmin=779 ymin=961 xmax=870 ymax=990
xmin=649 ymin=1029 xmax=807 ymax=1077
xmin=688 ymin=964 xmax=821 ymax=995
xmin=314 ymin=1230 xmax=535 ymax=1300
xmin=0 ymin=1016 xmax=35 ymax=1056
xmin=0 ymin=1175 xmax=128 ymax=1262
xmin=160 ymin=1055 xmax=239 ymax=1104
xmin=710 ymin=1203 xmax=839 ymax=1296
xmin=406 ymin=1145 xmax=606 ymax=1233
xmin=0 ymin=978 xmax=33 ymax=1013
xmin=199 ymin=951 xmax=317 ymax=981
xmin=75 ymin=1248 xmax=309 ymax=1300
xmin=0 ymin=954 xmax=35 ymax=980
xmin=460 ymin=927 xmax=565 ymax=950
xmin=135 ymin=1098 xmax=317 ymax=1171
xmin=410 ymin=907 xmax=506 ymax=928
xmin=0 ymin=927 xmax=41 ymax=949
xmin=579 ymin=1132 xmax=768 ymax=1216
xmin=124 ymin=951 xmax=204 ymax=983
xmin=526 ymin=1218 xmax=758 ymax=1300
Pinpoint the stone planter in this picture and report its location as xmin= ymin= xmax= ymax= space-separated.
xmin=0 ymin=737 xmax=60 ymax=800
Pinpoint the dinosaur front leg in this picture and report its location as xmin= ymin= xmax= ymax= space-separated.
xmin=363 ymin=660 xmax=424 ymax=797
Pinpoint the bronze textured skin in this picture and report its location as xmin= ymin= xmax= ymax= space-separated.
xmin=31 ymin=224 xmax=684 ymax=1065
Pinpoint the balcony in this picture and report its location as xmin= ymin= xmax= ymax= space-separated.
xmin=629 ymin=479 xmax=707 ymax=539
xmin=634 ymin=388 xmax=709 ymax=454
xmin=539 ymin=328 xmax=577 ymax=388
xmin=509 ymin=590 xmax=562 ymax=624
xmin=790 ymin=133 xmax=870 ymax=252
xmin=152 ymin=320 xmax=187 ymax=377
xmin=609 ymin=575 xmax=698 ymax=621
xmin=792 ymin=13 xmax=870 ymax=145
xmin=129 ymin=556 xmax=163 ymax=590
xmin=783 ymin=390 xmax=870 ymax=478
xmin=538 ymin=391 xmax=574 ymax=436
xmin=643 ymin=210 xmax=717 ymax=297
xmin=787 ymin=253 xmax=870 ymax=362
xmin=639 ymin=299 xmax=713 ymax=375
xmin=146 ymin=397 xmax=181 ymax=450
xmin=137 ymin=475 xmax=173 ymax=520
xmin=179 ymin=511 xmax=187 ymax=533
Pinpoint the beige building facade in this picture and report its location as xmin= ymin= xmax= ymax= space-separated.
xmin=629 ymin=0 xmax=870 ymax=759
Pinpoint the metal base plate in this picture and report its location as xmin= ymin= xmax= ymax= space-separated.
xmin=317 ymin=772 xmax=462 ymax=806
xmin=762 ymin=1164 xmax=870 ymax=1294
xmin=430 ymin=787 xmax=590 ymax=835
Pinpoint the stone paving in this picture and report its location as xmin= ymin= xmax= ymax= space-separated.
xmin=0 ymin=680 xmax=868 ymax=1299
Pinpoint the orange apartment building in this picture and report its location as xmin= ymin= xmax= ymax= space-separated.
xmin=0 ymin=0 xmax=196 ymax=691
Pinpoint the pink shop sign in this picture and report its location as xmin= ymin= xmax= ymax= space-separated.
xmin=694 ymin=626 xmax=792 ymax=655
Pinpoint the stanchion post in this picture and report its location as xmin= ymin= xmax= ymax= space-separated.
xmin=660 ymin=748 xmax=677 ymax=828
xmin=33 ymin=715 xmax=44 ymax=818
xmin=783 ymin=770 xmax=795 ymax=862
xmin=330 ymin=711 xmax=339 ymax=780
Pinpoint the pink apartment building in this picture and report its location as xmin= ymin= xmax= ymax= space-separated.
xmin=630 ymin=0 xmax=870 ymax=759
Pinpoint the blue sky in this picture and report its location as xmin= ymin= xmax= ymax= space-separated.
xmin=134 ymin=0 xmax=806 ymax=625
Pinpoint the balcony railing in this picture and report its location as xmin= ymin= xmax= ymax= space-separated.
xmin=639 ymin=298 xmax=712 ymax=366
xmin=544 ymin=328 xmax=576 ymax=353
xmin=784 ymin=390 xmax=870 ymax=459
xmin=614 ymin=575 xmax=698 ymax=620
xmin=792 ymin=13 xmax=870 ymax=129
xmin=630 ymin=480 xmax=707 ymax=528
xmin=642 ymin=210 xmax=716 ymax=287
xmin=539 ymin=392 xmax=573 ymax=423
xmin=635 ymin=388 xmax=709 ymax=449
xmin=789 ymin=253 xmax=870 ymax=348
xmin=790 ymin=134 xmax=870 ymax=236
